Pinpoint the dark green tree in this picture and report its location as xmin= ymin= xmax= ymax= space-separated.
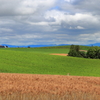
xmin=70 ymin=44 xmax=75 ymax=50
xmin=95 ymin=49 xmax=100 ymax=59
xmin=68 ymin=49 xmax=78 ymax=57
xmin=86 ymin=47 xmax=99 ymax=59
xmin=68 ymin=45 xmax=81 ymax=57
xmin=79 ymin=51 xmax=87 ymax=58
xmin=75 ymin=45 xmax=80 ymax=52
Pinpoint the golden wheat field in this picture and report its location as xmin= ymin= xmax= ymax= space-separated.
xmin=0 ymin=73 xmax=100 ymax=100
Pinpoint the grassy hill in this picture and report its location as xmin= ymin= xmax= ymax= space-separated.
xmin=31 ymin=45 xmax=90 ymax=50
xmin=0 ymin=47 xmax=100 ymax=77
xmin=34 ymin=45 xmax=90 ymax=50
xmin=1 ymin=45 xmax=90 ymax=53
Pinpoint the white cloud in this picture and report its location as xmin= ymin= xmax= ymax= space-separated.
xmin=65 ymin=0 xmax=71 ymax=2
xmin=45 ymin=10 xmax=100 ymax=29
xmin=27 ymin=21 xmax=48 ymax=26
xmin=64 ymin=0 xmax=75 ymax=3
xmin=75 ymin=26 xmax=85 ymax=29
xmin=79 ymin=32 xmax=100 ymax=41
xmin=0 ymin=28 xmax=13 ymax=32
xmin=69 ymin=26 xmax=85 ymax=29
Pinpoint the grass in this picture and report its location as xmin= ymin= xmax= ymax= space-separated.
xmin=0 ymin=48 xmax=100 ymax=77
xmin=1 ymin=45 xmax=90 ymax=53
xmin=1 ymin=48 xmax=69 ymax=54
xmin=33 ymin=45 xmax=90 ymax=50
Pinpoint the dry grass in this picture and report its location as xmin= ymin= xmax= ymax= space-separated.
xmin=0 ymin=73 xmax=100 ymax=100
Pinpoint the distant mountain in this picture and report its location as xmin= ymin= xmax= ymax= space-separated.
xmin=28 ymin=44 xmax=70 ymax=47
xmin=0 ymin=44 xmax=70 ymax=48
xmin=85 ymin=43 xmax=100 ymax=47
xmin=58 ymin=44 xmax=69 ymax=46
xmin=28 ymin=44 xmax=57 ymax=47
xmin=1 ymin=43 xmax=100 ymax=48
xmin=1 ymin=44 xmax=19 ymax=48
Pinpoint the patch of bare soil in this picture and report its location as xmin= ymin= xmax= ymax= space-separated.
xmin=79 ymin=50 xmax=87 ymax=52
xmin=50 ymin=53 xmax=68 ymax=56
xmin=0 ymin=73 xmax=100 ymax=96
xmin=50 ymin=50 xmax=87 ymax=56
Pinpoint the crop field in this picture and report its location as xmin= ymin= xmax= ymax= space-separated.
xmin=0 ymin=73 xmax=100 ymax=100
xmin=0 ymin=47 xmax=100 ymax=100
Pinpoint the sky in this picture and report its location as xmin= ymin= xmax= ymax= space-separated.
xmin=0 ymin=0 xmax=100 ymax=46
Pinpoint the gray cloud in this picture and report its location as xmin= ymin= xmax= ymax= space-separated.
xmin=0 ymin=0 xmax=57 ymax=16
xmin=0 ymin=0 xmax=100 ymax=45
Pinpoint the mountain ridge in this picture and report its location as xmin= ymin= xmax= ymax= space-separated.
xmin=1 ymin=43 xmax=100 ymax=48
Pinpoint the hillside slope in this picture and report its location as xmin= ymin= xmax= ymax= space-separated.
xmin=0 ymin=49 xmax=100 ymax=77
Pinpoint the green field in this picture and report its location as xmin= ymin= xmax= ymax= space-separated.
xmin=0 ymin=46 xmax=100 ymax=77
xmin=1 ymin=45 xmax=90 ymax=54
xmin=1 ymin=48 xmax=69 ymax=54
xmin=35 ymin=45 xmax=90 ymax=50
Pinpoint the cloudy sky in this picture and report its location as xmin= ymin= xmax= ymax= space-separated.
xmin=0 ymin=0 xmax=100 ymax=46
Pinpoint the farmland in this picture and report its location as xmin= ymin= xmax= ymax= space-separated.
xmin=0 ymin=73 xmax=100 ymax=100
xmin=0 ymin=47 xmax=100 ymax=76
xmin=1 ymin=48 xmax=70 ymax=54
xmin=0 ymin=46 xmax=100 ymax=100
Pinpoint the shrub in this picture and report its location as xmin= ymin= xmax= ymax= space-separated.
xmin=70 ymin=44 xmax=75 ymax=50
xmin=68 ymin=49 xmax=79 ymax=57
xmin=68 ymin=45 xmax=100 ymax=59
xmin=96 ymin=49 xmax=100 ymax=59
xmin=79 ymin=51 xmax=87 ymax=58
xmin=68 ymin=45 xmax=81 ymax=57
xmin=75 ymin=45 xmax=80 ymax=52
xmin=86 ymin=47 xmax=100 ymax=59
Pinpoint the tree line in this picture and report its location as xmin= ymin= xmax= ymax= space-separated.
xmin=68 ymin=45 xmax=100 ymax=59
